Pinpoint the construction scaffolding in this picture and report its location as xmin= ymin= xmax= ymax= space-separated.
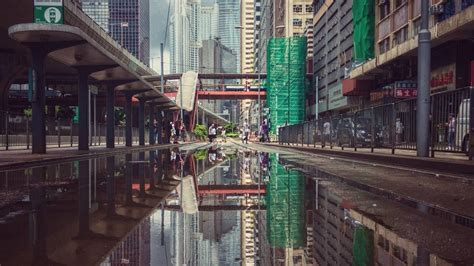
xmin=353 ymin=0 xmax=375 ymax=62
xmin=267 ymin=37 xmax=307 ymax=134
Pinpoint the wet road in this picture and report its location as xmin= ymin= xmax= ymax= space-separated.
xmin=0 ymin=142 xmax=473 ymax=265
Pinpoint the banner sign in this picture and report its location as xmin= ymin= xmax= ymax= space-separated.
xmin=34 ymin=0 xmax=64 ymax=24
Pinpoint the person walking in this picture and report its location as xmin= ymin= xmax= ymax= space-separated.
xmin=208 ymin=123 xmax=217 ymax=143
xmin=447 ymin=113 xmax=456 ymax=150
xmin=170 ymin=122 xmax=178 ymax=144
xmin=243 ymin=120 xmax=250 ymax=144
xmin=322 ymin=120 xmax=331 ymax=148
xmin=395 ymin=118 xmax=404 ymax=145
xmin=221 ymin=127 xmax=227 ymax=143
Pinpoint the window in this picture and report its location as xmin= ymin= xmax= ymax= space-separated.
xmin=306 ymin=4 xmax=313 ymax=13
xmin=293 ymin=19 xmax=303 ymax=26
xmin=306 ymin=18 xmax=313 ymax=25
xmin=395 ymin=0 xmax=407 ymax=8
xmin=379 ymin=38 xmax=390 ymax=54
xmin=393 ymin=26 xmax=408 ymax=45
xmin=379 ymin=0 xmax=391 ymax=19
xmin=293 ymin=4 xmax=303 ymax=13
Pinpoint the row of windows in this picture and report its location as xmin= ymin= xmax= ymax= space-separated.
xmin=293 ymin=4 xmax=313 ymax=13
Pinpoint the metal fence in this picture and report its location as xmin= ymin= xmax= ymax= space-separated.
xmin=0 ymin=111 xmax=150 ymax=150
xmin=279 ymin=87 xmax=473 ymax=158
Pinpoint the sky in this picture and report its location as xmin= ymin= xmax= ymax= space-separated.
xmin=149 ymin=0 xmax=217 ymax=73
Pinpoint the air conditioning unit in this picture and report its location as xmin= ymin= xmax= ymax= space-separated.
xmin=429 ymin=3 xmax=444 ymax=15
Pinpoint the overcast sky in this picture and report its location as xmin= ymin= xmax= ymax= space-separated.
xmin=149 ymin=0 xmax=217 ymax=73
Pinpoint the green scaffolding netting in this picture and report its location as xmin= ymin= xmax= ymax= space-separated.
xmin=265 ymin=154 xmax=306 ymax=248
xmin=267 ymin=37 xmax=307 ymax=134
xmin=352 ymin=226 xmax=374 ymax=266
xmin=353 ymin=0 xmax=375 ymax=62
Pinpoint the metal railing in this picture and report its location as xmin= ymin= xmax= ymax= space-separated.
xmin=0 ymin=111 xmax=150 ymax=150
xmin=278 ymin=87 xmax=473 ymax=159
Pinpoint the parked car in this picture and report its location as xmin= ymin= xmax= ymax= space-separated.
xmin=456 ymin=98 xmax=470 ymax=155
xmin=332 ymin=117 xmax=383 ymax=147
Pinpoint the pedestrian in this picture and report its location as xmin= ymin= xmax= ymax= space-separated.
xmin=153 ymin=119 xmax=159 ymax=143
xmin=447 ymin=113 xmax=456 ymax=150
xmin=243 ymin=119 xmax=250 ymax=144
xmin=170 ymin=122 xmax=177 ymax=144
xmin=395 ymin=118 xmax=404 ymax=144
xmin=208 ymin=123 xmax=217 ymax=143
xmin=262 ymin=119 xmax=269 ymax=142
xmin=322 ymin=120 xmax=331 ymax=148
xmin=221 ymin=127 xmax=227 ymax=143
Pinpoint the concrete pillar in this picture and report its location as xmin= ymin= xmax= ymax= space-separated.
xmin=106 ymin=85 xmax=115 ymax=148
xmin=30 ymin=50 xmax=47 ymax=154
xmin=125 ymin=94 xmax=132 ymax=147
xmin=149 ymin=150 xmax=156 ymax=189
xmin=138 ymin=99 xmax=145 ymax=146
xmin=156 ymin=109 xmax=163 ymax=144
xmin=77 ymin=69 xmax=90 ymax=151
xmin=138 ymin=152 xmax=146 ymax=197
xmin=149 ymin=104 xmax=156 ymax=145
xmin=125 ymin=153 xmax=133 ymax=205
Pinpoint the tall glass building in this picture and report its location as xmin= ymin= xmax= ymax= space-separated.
xmin=80 ymin=0 xmax=150 ymax=66
xmin=217 ymin=0 xmax=241 ymax=70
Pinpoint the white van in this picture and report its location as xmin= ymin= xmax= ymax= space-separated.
xmin=456 ymin=98 xmax=470 ymax=155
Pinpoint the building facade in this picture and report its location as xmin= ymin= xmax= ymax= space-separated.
xmin=218 ymin=0 xmax=241 ymax=71
xmin=311 ymin=0 xmax=356 ymax=117
xmin=169 ymin=0 xmax=202 ymax=73
xmin=200 ymin=3 xmax=219 ymax=41
xmin=80 ymin=0 xmax=150 ymax=66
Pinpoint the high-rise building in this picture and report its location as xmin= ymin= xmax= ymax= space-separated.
xmin=169 ymin=0 xmax=202 ymax=73
xmin=217 ymin=0 xmax=241 ymax=71
xmin=255 ymin=0 xmax=313 ymax=73
xmin=200 ymin=3 xmax=219 ymax=41
xmin=80 ymin=0 xmax=150 ymax=66
xmin=80 ymin=0 xmax=110 ymax=31
xmin=240 ymin=0 xmax=255 ymax=75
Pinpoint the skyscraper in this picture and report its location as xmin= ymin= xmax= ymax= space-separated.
xmin=217 ymin=0 xmax=241 ymax=70
xmin=200 ymin=3 xmax=219 ymax=41
xmin=80 ymin=0 xmax=150 ymax=66
xmin=169 ymin=0 xmax=202 ymax=73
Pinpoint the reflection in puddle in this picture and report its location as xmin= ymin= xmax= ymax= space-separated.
xmin=1 ymin=144 xmax=473 ymax=265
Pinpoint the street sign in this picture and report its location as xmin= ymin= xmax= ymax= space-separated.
xmin=34 ymin=0 xmax=64 ymax=24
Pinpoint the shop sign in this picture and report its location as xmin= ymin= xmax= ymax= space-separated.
xmin=328 ymin=84 xmax=353 ymax=110
xmin=34 ymin=0 xmax=64 ymax=24
xmin=431 ymin=63 xmax=456 ymax=91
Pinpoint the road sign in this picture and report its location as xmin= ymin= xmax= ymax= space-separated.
xmin=34 ymin=0 xmax=64 ymax=24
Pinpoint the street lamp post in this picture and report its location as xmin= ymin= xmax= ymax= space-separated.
xmin=416 ymin=0 xmax=431 ymax=157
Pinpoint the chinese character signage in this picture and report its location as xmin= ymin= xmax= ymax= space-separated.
xmin=431 ymin=63 xmax=456 ymax=92
xmin=34 ymin=0 xmax=64 ymax=24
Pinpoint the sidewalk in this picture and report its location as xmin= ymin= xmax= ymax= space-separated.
xmin=0 ymin=143 xmax=181 ymax=170
xmin=261 ymin=142 xmax=474 ymax=176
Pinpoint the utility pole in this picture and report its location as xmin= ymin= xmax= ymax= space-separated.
xmin=416 ymin=0 xmax=431 ymax=157
xmin=315 ymin=76 xmax=319 ymax=121
xmin=160 ymin=43 xmax=165 ymax=94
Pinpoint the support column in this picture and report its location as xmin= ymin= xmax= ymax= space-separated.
xmin=106 ymin=84 xmax=115 ymax=148
xmin=31 ymin=50 xmax=47 ymax=154
xmin=106 ymin=156 xmax=116 ymax=217
xmin=125 ymin=94 xmax=133 ymax=147
xmin=138 ymin=99 xmax=145 ymax=146
xmin=156 ymin=109 xmax=163 ymax=144
xmin=149 ymin=104 xmax=156 ymax=145
xmin=77 ymin=70 xmax=90 ymax=151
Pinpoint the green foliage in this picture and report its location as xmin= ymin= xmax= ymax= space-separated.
xmin=193 ymin=149 xmax=207 ymax=160
xmin=226 ymin=132 xmax=239 ymax=138
xmin=115 ymin=108 xmax=125 ymax=126
xmin=224 ymin=123 xmax=238 ymax=133
xmin=193 ymin=124 xmax=207 ymax=138
xmin=56 ymin=106 xmax=75 ymax=119
xmin=23 ymin=108 xmax=32 ymax=118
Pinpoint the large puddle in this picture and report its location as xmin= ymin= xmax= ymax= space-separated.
xmin=0 ymin=144 xmax=473 ymax=265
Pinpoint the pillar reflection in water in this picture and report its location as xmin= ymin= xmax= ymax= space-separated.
xmin=149 ymin=150 xmax=156 ymax=190
xmin=78 ymin=159 xmax=90 ymax=237
xmin=106 ymin=156 xmax=116 ymax=217
xmin=124 ymin=153 xmax=133 ymax=205
xmin=30 ymin=167 xmax=49 ymax=263
xmin=138 ymin=152 xmax=146 ymax=198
